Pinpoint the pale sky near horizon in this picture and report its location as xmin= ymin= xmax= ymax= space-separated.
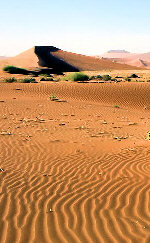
xmin=0 ymin=0 xmax=150 ymax=56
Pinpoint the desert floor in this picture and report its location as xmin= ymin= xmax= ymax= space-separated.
xmin=1 ymin=80 xmax=150 ymax=242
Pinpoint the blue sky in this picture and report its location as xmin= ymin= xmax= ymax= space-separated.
xmin=0 ymin=0 xmax=150 ymax=56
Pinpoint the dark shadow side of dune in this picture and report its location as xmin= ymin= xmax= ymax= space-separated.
xmin=35 ymin=46 xmax=79 ymax=74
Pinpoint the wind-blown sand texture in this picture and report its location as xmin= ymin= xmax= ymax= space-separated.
xmin=0 ymin=81 xmax=150 ymax=242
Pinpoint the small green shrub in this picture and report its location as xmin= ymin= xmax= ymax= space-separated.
xmin=89 ymin=75 xmax=103 ymax=80
xmin=66 ymin=72 xmax=89 ymax=81
xmin=20 ymin=78 xmax=37 ymax=83
xmin=129 ymin=73 xmax=139 ymax=78
xmin=102 ymin=75 xmax=112 ymax=81
xmin=50 ymin=94 xmax=58 ymax=101
xmin=89 ymin=75 xmax=96 ymax=80
xmin=4 ymin=77 xmax=17 ymax=83
xmin=40 ymin=77 xmax=53 ymax=81
xmin=125 ymin=77 xmax=131 ymax=81
xmin=3 ymin=65 xmax=28 ymax=74
xmin=39 ymin=73 xmax=52 ymax=77
xmin=114 ymin=104 xmax=119 ymax=108
xmin=96 ymin=75 xmax=103 ymax=80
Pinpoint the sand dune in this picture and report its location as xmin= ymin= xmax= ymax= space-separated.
xmin=100 ymin=51 xmax=150 ymax=69
xmin=0 ymin=56 xmax=8 ymax=60
xmin=0 ymin=47 xmax=39 ymax=69
xmin=0 ymin=46 xmax=141 ymax=72
xmin=0 ymin=82 xmax=150 ymax=242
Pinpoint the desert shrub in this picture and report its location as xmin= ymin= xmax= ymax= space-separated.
xmin=129 ymin=73 xmax=139 ymax=78
xmin=111 ymin=78 xmax=117 ymax=81
xmin=50 ymin=94 xmax=58 ymax=101
xmin=4 ymin=77 xmax=17 ymax=83
xmin=89 ymin=75 xmax=96 ymax=80
xmin=66 ymin=72 xmax=89 ymax=81
xmin=89 ymin=75 xmax=103 ymax=80
xmin=147 ymin=80 xmax=150 ymax=82
xmin=115 ymin=76 xmax=123 ymax=78
xmin=39 ymin=73 xmax=52 ymax=77
xmin=102 ymin=75 xmax=112 ymax=81
xmin=96 ymin=75 xmax=103 ymax=79
xmin=40 ymin=77 xmax=53 ymax=81
xmin=20 ymin=78 xmax=37 ymax=83
xmin=114 ymin=104 xmax=119 ymax=108
xmin=3 ymin=65 xmax=28 ymax=74
xmin=125 ymin=77 xmax=131 ymax=81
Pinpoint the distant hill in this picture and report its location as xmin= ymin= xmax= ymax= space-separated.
xmin=99 ymin=50 xmax=150 ymax=69
xmin=0 ymin=46 xmax=142 ymax=73
xmin=0 ymin=56 xmax=9 ymax=60
xmin=107 ymin=50 xmax=130 ymax=53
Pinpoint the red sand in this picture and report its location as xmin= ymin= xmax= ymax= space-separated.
xmin=0 ymin=47 xmax=141 ymax=71
xmin=0 ymin=81 xmax=150 ymax=242
xmin=100 ymin=51 xmax=150 ymax=69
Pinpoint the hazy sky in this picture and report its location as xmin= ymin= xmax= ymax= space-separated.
xmin=0 ymin=0 xmax=150 ymax=56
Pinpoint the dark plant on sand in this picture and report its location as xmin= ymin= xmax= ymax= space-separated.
xmin=3 ymin=65 xmax=29 ymax=75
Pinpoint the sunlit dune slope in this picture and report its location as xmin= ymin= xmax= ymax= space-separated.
xmin=0 ymin=46 xmax=142 ymax=71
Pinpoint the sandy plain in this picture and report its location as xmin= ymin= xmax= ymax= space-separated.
xmin=1 ymin=72 xmax=150 ymax=242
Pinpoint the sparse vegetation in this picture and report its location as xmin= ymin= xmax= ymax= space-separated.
xmin=125 ymin=77 xmax=131 ymax=81
xmin=102 ymin=75 xmax=112 ymax=81
xmin=114 ymin=104 xmax=119 ymax=108
xmin=96 ymin=75 xmax=103 ymax=79
xmin=20 ymin=78 xmax=37 ymax=83
xmin=89 ymin=76 xmax=96 ymax=80
xmin=3 ymin=65 xmax=28 ymax=74
xmin=50 ymin=94 xmax=58 ymax=101
xmin=4 ymin=77 xmax=17 ymax=83
xmin=89 ymin=75 xmax=103 ymax=80
xmin=39 ymin=73 xmax=52 ymax=77
xmin=65 ymin=72 xmax=89 ymax=81
xmin=129 ymin=73 xmax=139 ymax=78
xmin=40 ymin=77 xmax=53 ymax=81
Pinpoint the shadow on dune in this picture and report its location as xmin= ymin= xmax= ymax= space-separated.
xmin=35 ymin=46 xmax=79 ymax=74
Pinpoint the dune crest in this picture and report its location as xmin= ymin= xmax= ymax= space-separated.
xmin=0 ymin=46 xmax=142 ymax=72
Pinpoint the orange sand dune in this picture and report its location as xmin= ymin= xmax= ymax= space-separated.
xmin=100 ymin=51 xmax=150 ymax=69
xmin=51 ymin=48 xmax=142 ymax=71
xmin=0 ymin=47 xmax=39 ymax=69
xmin=0 ymin=46 xmax=142 ymax=72
xmin=0 ymin=81 xmax=150 ymax=242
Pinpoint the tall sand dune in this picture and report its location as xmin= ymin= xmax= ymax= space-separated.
xmin=0 ymin=46 xmax=142 ymax=72
xmin=0 ymin=82 xmax=150 ymax=242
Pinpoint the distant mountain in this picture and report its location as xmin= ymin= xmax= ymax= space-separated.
xmin=99 ymin=51 xmax=150 ymax=69
xmin=107 ymin=50 xmax=130 ymax=53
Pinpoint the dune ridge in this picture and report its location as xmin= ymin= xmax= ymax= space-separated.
xmin=0 ymin=46 xmax=142 ymax=72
